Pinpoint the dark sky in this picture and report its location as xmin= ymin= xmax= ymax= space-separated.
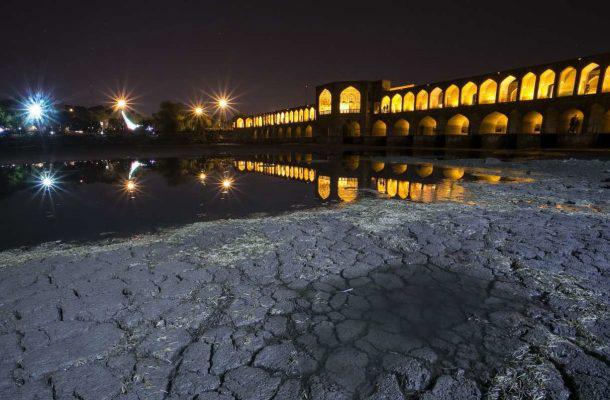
xmin=1 ymin=0 xmax=609 ymax=115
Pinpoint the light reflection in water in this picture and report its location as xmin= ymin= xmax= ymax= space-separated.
xmin=231 ymin=157 xmax=511 ymax=205
xmin=337 ymin=177 xmax=358 ymax=202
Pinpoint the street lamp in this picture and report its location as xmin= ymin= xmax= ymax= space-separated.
xmin=115 ymin=98 xmax=128 ymax=111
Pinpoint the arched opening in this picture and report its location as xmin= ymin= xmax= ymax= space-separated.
xmin=391 ymin=94 xmax=402 ymax=113
xmin=397 ymin=181 xmax=409 ymax=199
xmin=337 ymin=178 xmax=358 ymax=202
xmin=429 ymin=87 xmax=444 ymax=109
xmin=318 ymin=176 xmax=331 ymax=199
xmin=479 ymin=79 xmax=497 ymax=104
xmin=371 ymin=120 xmax=387 ymax=136
xmin=386 ymin=179 xmax=398 ymax=198
xmin=558 ymin=109 xmax=584 ymax=134
xmin=520 ymin=72 xmax=536 ymax=101
xmin=522 ymin=111 xmax=543 ymax=134
xmin=537 ymin=69 xmax=556 ymax=99
xmin=418 ymin=116 xmax=437 ymax=135
xmin=339 ymin=86 xmax=361 ymax=113
xmin=310 ymin=107 xmax=315 ymax=120
xmin=499 ymin=76 xmax=518 ymax=102
xmin=299 ymin=109 xmax=304 ymax=122
xmin=343 ymin=155 xmax=360 ymax=170
xmin=403 ymin=92 xmax=415 ymax=111
xmin=393 ymin=119 xmax=409 ymax=136
xmin=371 ymin=161 xmax=385 ymax=172
xmin=304 ymin=108 xmax=310 ymax=121
xmin=604 ymin=67 xmax=610 ymax=93
xmin=381 ymin=96 xmax=391 ymax=113
xmin=578 ymin=63 xmax=601 ymax=95
xmin=558 ymin=67 xmax=576 ymax=97
xmin=416 ymin=164 xmax=433 ymax=177
xmin=392 ymin=164 xmax=407 ymax=174
xmin=277 ymin=127 xmax=284 ymax=138
xmin=236 ymin=118 xmax=244 ymax=128
xmin=319 ymin=89 xmax=332 ymax=115
xmin=416 ymin=90 xmax=428 ymax=110
xmin=305 ymin=125 xmax=313 ymax=137
xmin=295 ymin=126 xmax=302 ymax=138
xmin=245 ymin=118 xmax=253 ymax=127
xmin=445 ymin=114 xmax=469 ymax=135
xmin=445 ymin=85 xmax=459 ymax=107
xmin=479 ymin=112 xmax=508 ymax=134
xmin=342 ymin=121 xmax=361 ymax=137
xmin=461 ymin=82 xmax=478 ymax=105
xmin=442 ymin=167 xmax=464 ymax=180
xmin=376 ymin=178 xmax=386 ymax=193
xmin=602 ymin=111 xmax=610 ymax=133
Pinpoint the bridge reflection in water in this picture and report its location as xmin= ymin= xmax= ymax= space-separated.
xmin=234 ymin=154 xmax=520 ymax=204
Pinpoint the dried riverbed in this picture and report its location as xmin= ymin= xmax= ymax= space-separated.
xmin=1 ymin=158 xmax=609 ymax=399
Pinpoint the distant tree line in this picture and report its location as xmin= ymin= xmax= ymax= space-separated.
xmin=0 ymin=100 xmax=215 ymax=136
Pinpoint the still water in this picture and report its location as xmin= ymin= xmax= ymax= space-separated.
xmin=0 ymin=152 xmax=527 ymax=250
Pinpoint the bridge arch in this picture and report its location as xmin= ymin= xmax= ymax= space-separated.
xmin=461 ymin=82 xmax=477 ymax=105
xmin=522 ymin=111 xmax=543 ymax=134
xmin=339 ymin=86 xmax=361 ymax=113
xmin=445 ymin=114 xmax=469 ymax=135
xmin=479 ymin=79 xmax=497 ymax=104
xmin=604 ymin=67 xmax=610 ymax=93
xmin=416 ymin=90 xmax=429 ymax=110
xmin=430 ymin=87 xmax=443 ymax=109
xmin=403 ymin=92 xmax=415 ymax=111
xmin=499 ymin=76 xmax=518 ymax=102
xmin=578 ymin=63 xmax=600 ymax=95
xmin=381 ymin=96 xmax=391 ymax=113
xmin=558 ymin=67 xmax=576 ymax=97
xmin=558 ymin=109 xmax=584 ymax=133
xmin=391 ymin=94 xmax=402 ymax=113
xmin=445 ymin=85 xmax=459 ymax=107
xmin=319 ymin=90 xmax=332 ymax=115
xmin=480 ymin=112 xmax=508 ymax=134
xmin=520 ymin=72 xmax=537 ymax=100
xmin=342 ymin=121 xmax=361 ymax=137
xmin=537 ymin=69 xmax=556 ymax=99
xmin=393 ymin=119 xmax=410 ymax=136
xmin=418 ymin=116 xmax=437 ymax=135
xmin=372 ymin=120 xmax=387 ymax=136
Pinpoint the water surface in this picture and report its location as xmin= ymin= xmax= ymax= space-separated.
xmin=0 ymin=152 xmax=527 ymax=250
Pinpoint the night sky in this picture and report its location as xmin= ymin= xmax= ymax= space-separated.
xmin=1 ymin=0 xmax=609 ymax=115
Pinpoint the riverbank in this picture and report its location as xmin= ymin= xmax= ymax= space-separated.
xmin=1 ymin=158 xmax=609 ymax=399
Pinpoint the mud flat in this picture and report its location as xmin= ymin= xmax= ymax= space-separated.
xmin=1 ymin=158 xmax=609 ymax=399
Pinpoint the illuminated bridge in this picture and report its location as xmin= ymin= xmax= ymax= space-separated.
xmin=232 ymin=53 xmax=610 ymax=148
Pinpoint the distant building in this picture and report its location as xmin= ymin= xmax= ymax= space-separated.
xmin=233 ymin=53 xmax=610 ymax=148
